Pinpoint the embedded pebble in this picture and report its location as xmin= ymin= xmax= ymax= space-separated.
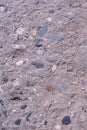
xmin=0 ymin=99 xmax=4 ymax=106
xmin=44 ymin=120 xmax=48 ymax=125
xmin=55 ymin=125 xmax=61 ymax=130
xmin=37 ymin=49 xmax=43 ymax=55
xmin=44 ymin=101 xmax=51 ymax=108
xmin=15 ymin=119 xmax=21 ymax=125
xmin=0 ymin=6 xmax=5 ymax=12
xmin=34 ymin=39 xmax=42 ymax=47
xmin=31 ymin=61 xmax=44 ymax=68
xmin=2 ymin=110 xmax=7 ymax=118
xmin=16 ymin=27 xmax=25 ymax=35
xmin=21 ymin=104 xmax=27 ymax=110
xmin=52 ymin=64 xmax=57 ymax=72
xmin=38 ymin=23 xmax=48 ymax=37
xmin=0 ymin=5 xmax=6 ymax=12
xmin=16 ymin=60 xmax=24 ymax=66
xmin=10 ymin=96 xmax=20 ymax=101
xmin=2 ymin=76 xmax=8 ymax=84
xmin=45 ymin=84 xmax=51 ymax=92
xmin=48 ymin=8 xmax=54 ymax=13
xmin=13 ymin=44 xmax=20 ymax=49
xmin=61 ymin=115 xmax=71 ymax=125
xmin=29 ymin=36 xmax=34 ymax=40
xmin=12 ymin=79 xmax=19 ymax=86
xmin=26 ymin=112 xmax=32 ymax=121
xmin=46 ymin=17 xmax=52 ymax=22
xmin=31 ymin=28 xmax=37 ymax=37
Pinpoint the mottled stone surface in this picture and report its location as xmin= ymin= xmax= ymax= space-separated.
xmin=0 ymin=0 xmax=87 ymax=130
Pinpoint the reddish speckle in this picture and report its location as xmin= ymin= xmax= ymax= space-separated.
xmin=45 ymin=84 xmax=51 ymax=92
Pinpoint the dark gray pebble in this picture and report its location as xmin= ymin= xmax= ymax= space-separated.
xmin=0 ymin=99 xmax=4 ymax=106
xmin=15 ymin=119 xmax=21 ymax=125
xmin=61 ymin=115 xmax=71 ymax=125
xmin=44 ymin=120 xmax=48 ymax=125
xmin=2 ymin=76 xmax=8 ymax=84
xmin=10 ymin=96 xmax=20 ymax=101
xmin=34 ymin=39 xmax=42 ymax=47
xmin=48 ymin=8 xmax=54 ymax=13
xmin=21 ymin=104 xmax=27 ymax=110
xmin=31 ymin=61 xmax=44 ymax=68
xmin=38 ymin=23 xmax=48 ymax=37
xmin=2 ymin=110 xmax=7 ymax=118
xmin=26 ymin=112 xmax=32 ymax=121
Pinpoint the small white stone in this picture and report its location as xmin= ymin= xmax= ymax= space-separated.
xmin=14 ymin=44 xmax=20 ymax=49
xmin=46 ymin=17 xmax=52 ymax=22
xmin=29 ymin=36 xmax=33 ymax=40
xmin=28 ymin=97 xmax=32 ymax=101
xmin=37 ymin=49 xmax=43 ymax=55
xmin=52 ymin=64 xmax=57 ymax=72
xmin=0 ymin=6 xmax=5 ymax=12
xmin=67 ymin=12 xmax=73 ymax=16
xmin=16 ymin=60 xmax=24 ymax=66
xmin=55 ymin=125 xmax=61 ymax=130
xmin=13 ymin=79 xmax=19 ymax=86
xmin=32 ymin=88 xmax=37 ymax=92
xmin=16 ymin=27 xmax=25 ymax=35
xmin=12 ymin=109 xmax=16 ymax=112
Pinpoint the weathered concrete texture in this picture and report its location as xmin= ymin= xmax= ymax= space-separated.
xmin=0 ymin=0 xmax=87 ymax=130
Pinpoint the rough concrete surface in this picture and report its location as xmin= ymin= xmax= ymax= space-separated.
xmin=0 ymin=0 xmax=87 ymax=130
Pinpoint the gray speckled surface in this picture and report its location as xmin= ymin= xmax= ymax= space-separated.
xmin=0 ymin=0 xmax=87 ymax=130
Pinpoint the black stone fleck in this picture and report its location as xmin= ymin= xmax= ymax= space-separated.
xmin=10 ymin=96 xmax=20 ymax=101
xmin=0 ymin=99 xmax=4 ymax=106
xmin=34 ymin=39 xmax=42 ymax=47
xmin=31 ymin=61 xmax=44 ymax=68
xmin=15 ymin=119 xmax=21 ymax=125
xmin=44 ymin=120 xmax=48 ymax=125
xmin=21 ymin=104 xmax=27 ymax=110
xmin=2 ymin=76 xmax=8 ymax=84
xmin=61 ymin=115 xmax=71 ymax=125
xmin=26 ymin=112 xmax=32 ymax=121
